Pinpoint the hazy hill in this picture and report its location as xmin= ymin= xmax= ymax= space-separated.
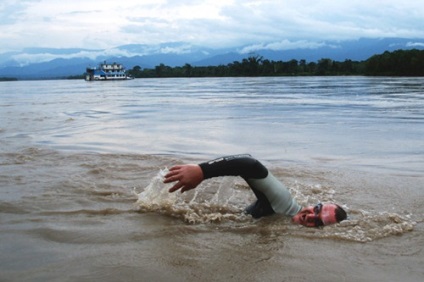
xmin=0 ymin=38 xmax=423 ymax=79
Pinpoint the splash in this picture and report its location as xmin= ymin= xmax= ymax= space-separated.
xmin=286 ymin=182 xmax=417 ymax=242
xmin=135 ymin=169 xmax=417 ymax=242
xmin=135 ymin=169 xmax=249 ymax=224
xmin=324 ymin=210 xmax=417 ymax=242
xmin=135 ymin=168 xmax=177 ymax=209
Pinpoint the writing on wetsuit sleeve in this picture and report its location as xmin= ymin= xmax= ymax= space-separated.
xmin=199 ymin=154 xmax=268 ymax=180
xmin=205 ymin=154 xmax=252 ymax=165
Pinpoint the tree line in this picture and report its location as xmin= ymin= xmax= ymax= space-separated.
xmin=0 ymin=77 xmax=18 ymax=81
xmin=127 ymin=49 xmax=424 ymax=78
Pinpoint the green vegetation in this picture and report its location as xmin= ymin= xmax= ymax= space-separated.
xmin=128 ymin=49 xmax=424 ymax=78
xmin=365 ymin=49 xmax=424 ymax=76
xmin=66 ymin=75 xmax=85 ymax=80
xmin=0 ymin=77 xmax=18 ymax=81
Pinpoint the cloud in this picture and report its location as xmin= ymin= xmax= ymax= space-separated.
xmin=0 ymin=0 xmax=33 ymax=25
xmin=10 ymin=51 xmax=99 ymax=66
xmin=159 ymin=45 xmax=193 ymax=55
xmin=0 ymin=0 xmax=423 ymax=53
xmin=10 ymin=48 xmax=139 ymax=66
xmin=407 ymin=42 xmax=424 ymax=48
xmin=238 ymin=40 xmax=334 ymax=54
xmin=8 ymin=43 xmax=201 ymax=66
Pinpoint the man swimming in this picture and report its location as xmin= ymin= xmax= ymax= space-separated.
xmin=163 ymin=154 xmax=347 ymax=227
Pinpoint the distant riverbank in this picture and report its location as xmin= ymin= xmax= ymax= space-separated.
xmin=0 ymin=77 xmax=18 ymax=81
xmin=127 ymin=49 xmax=424 ymax=78
xmin=3 ymin=49 xmax=423 ymax=81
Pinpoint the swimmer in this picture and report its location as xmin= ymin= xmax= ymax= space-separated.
xmin=164 ymin=154 xmax=347 ymax=227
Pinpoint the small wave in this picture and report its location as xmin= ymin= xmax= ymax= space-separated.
xmin=0 ymin=202 xmax=30 ymax=214
xmin=266 ymin=208 xmax=417 ymax=243
xmin=0 ymin=147 xmax=58 ymax=165
xmin=282 ymin=175 xmax=415 ymax=242
xmin=40 ymin=208 xmax=133 ymax=216
xmin=329 ymin=210 xmax=416 ymax=242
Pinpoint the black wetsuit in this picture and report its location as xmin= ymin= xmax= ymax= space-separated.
xmin=198 ymin=154 xmax=301 ymax=218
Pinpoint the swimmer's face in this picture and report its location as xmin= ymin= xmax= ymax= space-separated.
xmin=292 ymin=203 xmax=339 ymax=227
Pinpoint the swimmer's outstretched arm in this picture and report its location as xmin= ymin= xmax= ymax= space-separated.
xmin=164 ymin=154 xmax=268 ymax=193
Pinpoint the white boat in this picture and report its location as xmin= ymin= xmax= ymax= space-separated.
xmin=85 ymin=61 xmax=133 ymax=81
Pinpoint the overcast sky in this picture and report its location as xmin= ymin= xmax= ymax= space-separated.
xmin=1 ymin=0 xmax=424 ymax=53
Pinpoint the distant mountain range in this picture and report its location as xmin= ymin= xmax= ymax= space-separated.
xmin=1 ymin=38 xmax=423 ymax=79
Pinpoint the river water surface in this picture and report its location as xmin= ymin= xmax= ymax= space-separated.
xmin=0 ymin=77 xmax=423 ymax=281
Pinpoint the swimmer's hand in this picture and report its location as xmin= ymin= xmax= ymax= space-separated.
xmin=163 ymin=164 xmax=204 ymax=193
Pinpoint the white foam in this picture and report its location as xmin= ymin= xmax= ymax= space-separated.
xmin=135 ymin=168 xmax=178 ymax=209
xmin=135 ymin=170 xmax=416 ymax=241
xmin=135 ymin=170 xmax=250 ymax=223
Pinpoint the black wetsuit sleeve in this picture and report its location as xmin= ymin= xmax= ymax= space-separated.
xmin=199 ymin=154 xmax=275 ymax=218
xmin=198 ymin=154 xmax=268 ymax=180
xmin=198 ymin=154 xmax=301 ymax=218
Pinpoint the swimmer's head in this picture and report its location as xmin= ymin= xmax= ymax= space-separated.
xmin=292 ymin=203 xmax=347 ymax=227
